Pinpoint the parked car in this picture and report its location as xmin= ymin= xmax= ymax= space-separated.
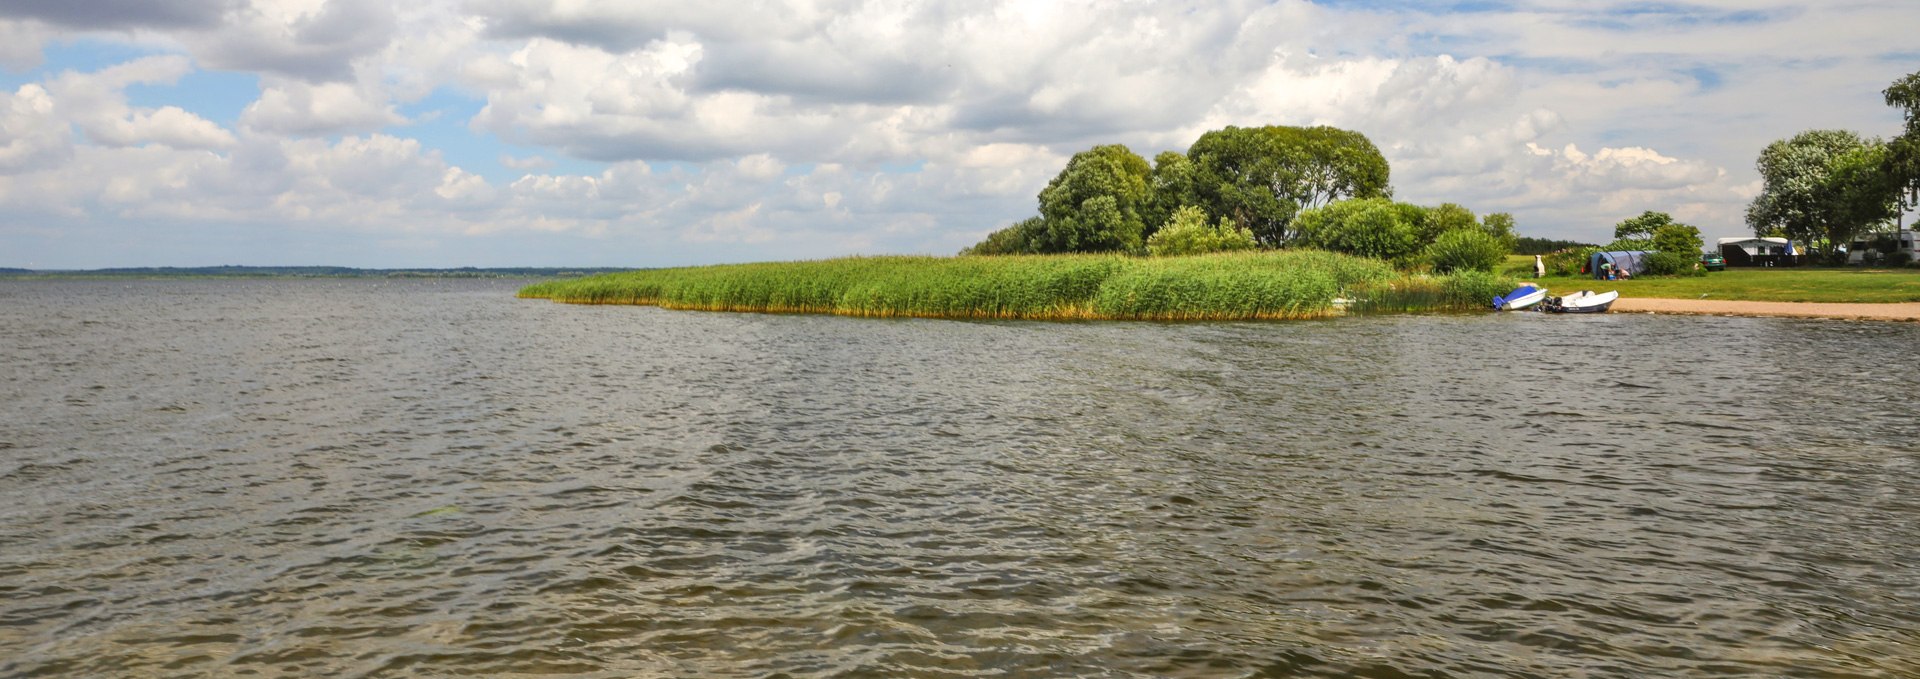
xmin=1701 ymin=252 xmax=1725 ymax=271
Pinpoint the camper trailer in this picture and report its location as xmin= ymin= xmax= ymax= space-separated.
xmin=1717 ymin=237 xmax=1801 ymax=267
xmin=1847 ymin=231 xmax=1917 ymax=265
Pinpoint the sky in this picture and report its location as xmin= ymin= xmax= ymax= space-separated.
xmin=0 ymin=0 xmax=1916 ymax=269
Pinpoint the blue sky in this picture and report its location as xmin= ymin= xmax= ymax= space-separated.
xmin=0 ymin=0 xmax=1915 ymax=268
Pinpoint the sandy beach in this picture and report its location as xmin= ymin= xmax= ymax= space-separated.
xmin=1614 ymin=297 xmax=1920 ymax=322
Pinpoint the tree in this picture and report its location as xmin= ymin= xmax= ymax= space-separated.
xmin=1885 ymin=70 xmax=1920 ymax=212
xmin=961 ymin=217 xmax=1043 ymax=255
xmin=1291 ymin=198 xmax=1417 ymax=261
xmin=1144 ymin=151 xmax=1198 ymax=238
xmin=1481 ymin=212 xmax=1519 ymax=250
xmin=1186 ymin=125 xmax=1391 ymax=246
xmin=1746 ymin=130 xmax=1898 ymax=262
xmin=1146 ymin=206 xmax=1258 ymax=256
xmin=1651 ymin=222 xmax=1704 ymax=254
xmin=1419 ymin=203 xmax=1476 ymax=244
xmin=1614 ymin=211 xmax=1678 ymax=243
xmin=1032 ymin=144 xmax=1154 ymax=253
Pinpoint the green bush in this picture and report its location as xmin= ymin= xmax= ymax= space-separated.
xmin=1644 ymin=250 xmax=1703 ymax=276
xmin=1425 ymin=228 xmax=1509 ymax=274
xmin=1291 ymin=198 xmax=1418 ymax=261
xmin=1146 ymin=206 xmax=1259 ymax=257
xmin=1887 ymin=251 xmax=1913 ymax=266
xmin=1546 ymin=247 xmax=1597 ymax=276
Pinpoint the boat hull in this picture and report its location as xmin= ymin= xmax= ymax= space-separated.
xmin=1540 ymin=290 xmax=1618 ymax=314
xmin=1493 ymin=285 xmax=1547 ymax=310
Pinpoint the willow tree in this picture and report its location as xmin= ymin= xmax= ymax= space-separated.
xmin=1185 ymin=125 xmax=1391 ymax=246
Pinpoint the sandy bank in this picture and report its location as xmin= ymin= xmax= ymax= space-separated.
xmin=1613 ymin=298 xmax=1920 ymax=322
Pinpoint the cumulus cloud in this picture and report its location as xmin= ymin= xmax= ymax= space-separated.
xmin=43 ymin=56 xmax=236 ymax=150
xmin=0 ymin=0 xmax=236 ymax=30
xmin=240 ymin=79 xmax=405 ymax=135
xmin=0 ymin=83 xmax=70 ymax=174
xmin=7 ymin=0 xmax=1919 ymax=265
xmin=187 ymin=0 xmax=400 ymax=82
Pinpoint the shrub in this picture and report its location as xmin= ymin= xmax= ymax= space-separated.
xmin=1291 ymin=198 xmax=1418 ymax=261
xmin=1545 ymin=247 xmax=1597 ymax=276
xmin=1651 ymin=223 xmax=1705 ymax=254
xmin=961 ymin=218 xmax=1043 ymax=255
xmin=1887 ymin=251 xmax=1913 ymax=267
xmin=1146 ymin=206 xmax=1259 ymax=257
xmin=1425 ymin=228 xmax=1509 ymax=274
xmin=1644 ymin=250 xmax=1703 ymax=276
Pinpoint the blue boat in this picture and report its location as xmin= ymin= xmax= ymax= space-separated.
xmin=1492 ymin=284 xmax=1546 ymax=311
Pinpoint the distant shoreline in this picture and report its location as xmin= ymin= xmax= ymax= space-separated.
xmin=1613 ymin=297 xmax=1920 ymax=322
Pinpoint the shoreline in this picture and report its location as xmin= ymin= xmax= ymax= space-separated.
xmin=1613 ymin=297 xmax=1920 ymax=322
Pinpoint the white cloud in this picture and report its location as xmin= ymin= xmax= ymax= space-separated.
xmin=43 ymin=56 xmax=237 ymax=151
xmin=187 ymin=0 xmax=400 ymax=82
xmin=240 ymin=79 xmax=405 ymax=135
xmin=6 ymin=0 xmax=1920 ymax=265
xmin=0 ymin=83 xmax=70 ymax=175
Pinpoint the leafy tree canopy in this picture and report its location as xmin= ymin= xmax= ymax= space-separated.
xmin=1032 ymin=144 xmax=1154 ymax=254
xmin=1186 ymin=125 xmax=1391 ymax=246
xmin=1291 ymin=198 xmax=1419 ymax=261
xmin=1746 ymin=130 xmax=1898 ymax=262
xmin=1146 ymin=206 xmax=1258 ymax=257
xmin=1651 ymin=222 xmax=1705 ymax=254
xmin=1614 ymin=211 xmax=1680 ymax=242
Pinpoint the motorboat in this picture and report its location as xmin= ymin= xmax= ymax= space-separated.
xmin=1539 ymin=290 xmax=1618 ymax=314
xmin=1492 ymin=284 xmax=1546 ymax=311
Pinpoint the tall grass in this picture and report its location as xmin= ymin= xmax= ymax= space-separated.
xmin=519 ymin=251 xmax=1510 ymax=320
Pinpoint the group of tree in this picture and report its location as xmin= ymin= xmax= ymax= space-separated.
xmin=1746 ymin=69 xmax=1920 ymax=264
xmin=1613 ymin=211 xmax=1706 ymax=275
xmin=1513 ymin=236 xmax=1596 ymax=255
xmin=963 ymin=124 xmax=1515 ymax=273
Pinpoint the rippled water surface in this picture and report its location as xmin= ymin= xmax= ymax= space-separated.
xmin=3 ymin=278 xmax=1919 ymax=677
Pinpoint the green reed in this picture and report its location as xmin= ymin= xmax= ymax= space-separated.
xmin=519 ymin=251 xmax=1510 ymax=320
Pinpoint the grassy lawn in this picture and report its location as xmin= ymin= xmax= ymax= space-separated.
xmin=1501 ymin=255 xmax=1920 ymax=303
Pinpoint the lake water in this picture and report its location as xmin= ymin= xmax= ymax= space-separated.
xmin=2 ymin=278 xmax=1918 ymax=677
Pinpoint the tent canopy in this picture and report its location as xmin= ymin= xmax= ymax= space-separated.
xmin=1588 ymin=250 xmax=1653 ymax=279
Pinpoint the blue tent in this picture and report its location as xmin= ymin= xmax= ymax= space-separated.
xmin=1588 ymin=250 xmax=1653 ymax=279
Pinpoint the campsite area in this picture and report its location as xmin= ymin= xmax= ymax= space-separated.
xmin=1505 ymin=256 xmax=1920 ymax=304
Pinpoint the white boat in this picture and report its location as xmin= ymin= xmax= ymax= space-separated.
xmin=1539 ymin=290 xmax=1618 ymax=314
xmin=1492 ymin=284 xmax=1546 ymax=310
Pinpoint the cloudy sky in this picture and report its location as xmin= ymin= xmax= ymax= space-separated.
xmin=1 ymin=0 xmax=1915 ymax=268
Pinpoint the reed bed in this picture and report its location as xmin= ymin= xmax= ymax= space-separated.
xmin=518 ymin=251 xmax=1510 ymax=320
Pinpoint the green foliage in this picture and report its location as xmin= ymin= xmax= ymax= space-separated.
xmin=1481 ymin=212 xmax=1519 ymax=250
xmin=1643 ymin=251 xmax=1703 ymax=277
xmin=1514 ymin=236 xmax=1596 ymax=255
xmin=1885 ymin=70 xmax=1920 ymax=210
xmin=518 ymin=251 xmax=1466 ymax=320
xmin=1425 ymin=228 xmax=1509 ymax=274
xmin=1747 ymin=129 xmax=1898 ymax=261
xmin=1146 ymin=206 xmax=1258 ymax=257
xmin=1349 ymin=270 xmax=1517 ymax=313
xmin=1420 ymin=203 xmax=1477 ymax=243
xmin=1145 ymin=151 xmax=1198 ymax=236
xmin=1186 ymin=125 xmax=1391 ymax=245
xmin=1291 ymin=198 xmax=1418 ymax=261
xmin=1650 ymin=222 xmax=1704 ymax=254
xmin=1032 ymin=144 xmax=1155 ymax=254
xmin=1545 ymin=247 xmax=1599 ymax=276
xmin=960 ymin=217 xmax=1044 ymax=255
xmin=1614 ymin=211 xmax=1678 ymax=242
